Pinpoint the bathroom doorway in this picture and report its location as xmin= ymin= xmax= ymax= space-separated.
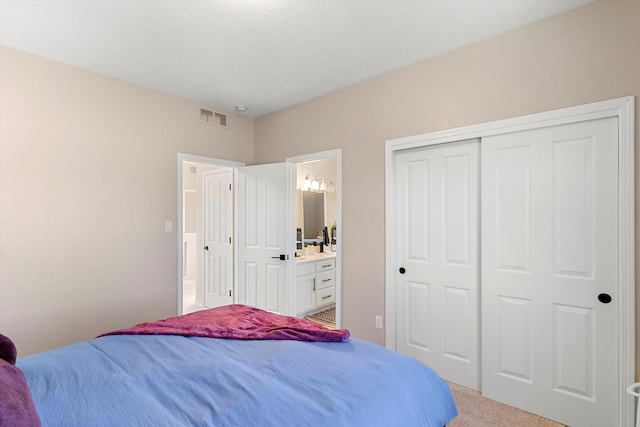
xmin=288 ymin=149 xmax=342 ymax=329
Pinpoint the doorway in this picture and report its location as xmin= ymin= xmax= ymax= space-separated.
xmin=288 ymin=149 xmax=342 ymax=329
xmin=177 ymin=150 xmax=342 ymax=327
xmin=177 ymin=154 xmax=244 ymax=315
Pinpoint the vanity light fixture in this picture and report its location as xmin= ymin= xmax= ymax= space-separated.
xmin=301 ymin=174 xmax=313 ymax=191
xmin=318 ymin=177 xmax=328 ymax=192
xmin=300 ymin=174 xmax=332 ymax=192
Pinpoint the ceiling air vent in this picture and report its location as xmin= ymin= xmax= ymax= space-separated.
xmin=200 ymin=108 xmax=227 ymax=128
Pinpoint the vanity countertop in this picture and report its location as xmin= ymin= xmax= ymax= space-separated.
xmin=295 ymin=252 xmax=336 ymax=263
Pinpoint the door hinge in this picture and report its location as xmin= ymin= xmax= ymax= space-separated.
xmin=229 ymin=290 xmax=232 ymax=297
xmin=229 ymin=183 xmax=232 ymax=191
xmin=228 ymin=237 xmax=231 ymax=244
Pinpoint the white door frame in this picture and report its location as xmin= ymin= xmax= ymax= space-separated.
xmin=287 ymin=149 xmax=343 ymax=328
xmin=384 ymin=96 xmax=635 ymax=426
xmin=177 ymin=153 xmax=244 ymax=314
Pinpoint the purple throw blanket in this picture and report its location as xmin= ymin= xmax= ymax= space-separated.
xmin=99 ymin=304 xmax=350 ymax=342
xmin=0 ymin=334 xmax=41 ymax=427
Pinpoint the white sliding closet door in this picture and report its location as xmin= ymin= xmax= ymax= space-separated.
xmin=481 ymin=117 xmax=619 ymax=427
xmin=395 ymin=140 xmax=480 ymax=390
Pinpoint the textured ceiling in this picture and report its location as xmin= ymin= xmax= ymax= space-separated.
xmin=0 ymin=0 xmax=593 ymax=117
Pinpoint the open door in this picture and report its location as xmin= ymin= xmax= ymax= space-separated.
xmin=202 ymin=169 xmax=233 ymax=308
xmin=236 ymin=163 xmax=294 ymax=315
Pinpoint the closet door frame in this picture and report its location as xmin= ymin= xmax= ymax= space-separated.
xmin=384 ymin=96 xmax=635 ymax=427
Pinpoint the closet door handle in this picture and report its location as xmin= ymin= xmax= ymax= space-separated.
xmin=204 ymin=246 xmax=209 ymax=251
xmin=598 ymin=293 xmax=612 ymax=304
xmin=399 ymin=267 xmax=406 ymax=274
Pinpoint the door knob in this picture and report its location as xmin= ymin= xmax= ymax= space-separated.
xmin=598 ymin=293 xmax=612 ymax=304
xmin=271 ymin=254 xmax=288 ymax=261
xmin=399 ymin=267 xmax=406 ymax=274
xmin=204 ymin=246 xmax=209 ymax=251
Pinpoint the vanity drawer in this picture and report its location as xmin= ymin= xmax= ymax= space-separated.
xmin=316 ymin=286 xmax=336 ymax=307
xmin=316 ymin=258 xmax=335 ymax=272
xmin=315 ymin=270 xmax=335 ymax=290
xmin=296 ymin=262 xmax=316 ymax=277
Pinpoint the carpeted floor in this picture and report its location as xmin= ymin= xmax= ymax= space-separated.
xmin=304 ymin=307 xmax=335 ymax=329
xmin=447 ymin=382 xmax=566 ymax=427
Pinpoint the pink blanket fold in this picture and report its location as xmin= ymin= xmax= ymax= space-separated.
xmin=99 ymin=304 xmax=350 ymax=342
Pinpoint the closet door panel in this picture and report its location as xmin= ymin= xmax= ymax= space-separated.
xmin=552 ymin=138 xmax=594 ymax=277
xmin=481 ymin=117 xmax=618 ymax=427
xmin=444 ymin=286 xmax=472 ymax=361
xmin=496 ymin=145 xmax=531 ymax=272
xmin=407 ymin=280 xmax=431 ymax=350
xmin=443 ymin=154 xmax=471 ymax=266
xmin=498 ymin=296 xmax=533 ymax=382
xmin=396 ymin=139 xmax=480 ymax=390
xmin=406 ymin=159 xmax=431 ymax=262
xmin=553 ymin=303 xmax=594 ymax=399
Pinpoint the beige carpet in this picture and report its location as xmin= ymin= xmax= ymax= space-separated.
xmin=447 ymin=382 xmax=566 ymax=427
xmin=304 ymin=307 xmax=335 ymax=329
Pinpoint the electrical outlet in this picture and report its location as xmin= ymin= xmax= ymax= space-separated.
xmin=375 ymin=315 xmax=383 ymax=329
xmin=164 ymin=221 xmax=173 ymax=232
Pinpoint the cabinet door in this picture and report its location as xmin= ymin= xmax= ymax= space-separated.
xmin=295 ymin=275 xmax=316 ymax=316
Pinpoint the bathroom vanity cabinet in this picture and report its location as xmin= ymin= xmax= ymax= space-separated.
xmin=295 ymin=256 xmax=336 ymax=317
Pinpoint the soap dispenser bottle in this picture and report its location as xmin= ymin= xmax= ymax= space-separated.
xmin=331 ymin=226 xmax=337 ymax=252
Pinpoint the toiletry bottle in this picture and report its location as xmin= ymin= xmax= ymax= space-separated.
xmin=331 ymin=226 xmax=337 ymax=252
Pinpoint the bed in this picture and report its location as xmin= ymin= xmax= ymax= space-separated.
xmin=4 ymin=304 xmax=457 ymax=427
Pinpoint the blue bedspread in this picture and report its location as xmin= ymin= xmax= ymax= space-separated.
xmin=18 ymin=335 xmax=457 ymax=427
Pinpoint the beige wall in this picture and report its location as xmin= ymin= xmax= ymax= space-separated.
xmin=0 ymin=46 xmax=254 ymax=356
xmin=1 ymin=0 xmax=639 ymax=369
xmin=254 ymin=0 xmax=640 ymax=370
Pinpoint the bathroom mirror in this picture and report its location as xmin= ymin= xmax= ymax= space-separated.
xmin=302 ymin=191 xmax=324 ymax=239
xmin=296 ymin=157 xmax=337 ymax=243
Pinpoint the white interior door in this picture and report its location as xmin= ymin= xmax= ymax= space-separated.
xmin=395 ymin=139 xmax=480 ymax=390
xmin=203 ymin=169 xmax=233 ymax=308
xmin=481 ymin=117 xmax=619 ymax=426
xmin=237 ymin=163 xmax=293 ymax=315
